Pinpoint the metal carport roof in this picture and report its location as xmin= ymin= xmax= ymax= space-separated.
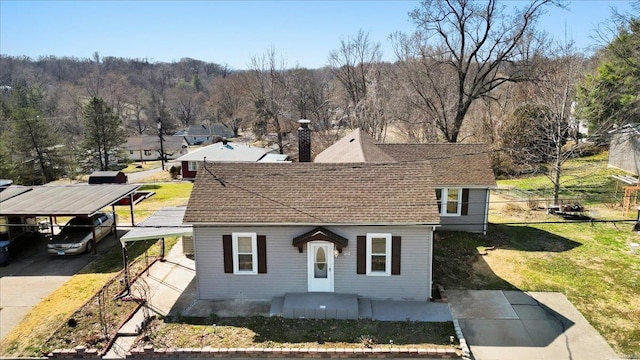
xmin=0 ymin=186 xmax=32 ymax=203
xmin=120 ymin=206 xmax=192 ymax=243
xmin=0 ymin=184 xmax=141 ymax=217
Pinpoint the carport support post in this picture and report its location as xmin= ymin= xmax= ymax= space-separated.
xmin=129 ymin=193 xmax=135 ymax=226
xmin=48 ymin=216 xmax=54 ymax=239
xmin=115 ymin=225 xmax=130 ymax=292
xmin=121 ymin=244 xmax=130 ymax=292
xmin=91 ymin=225 xmax=97 ymax=255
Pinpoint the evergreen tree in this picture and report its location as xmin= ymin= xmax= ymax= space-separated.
xmin=83 ymin=96 xmax=124 ymax=171
xmin=578 ymin=17 xmax=640 ymax=143
xmin=5 ymin=85 xmax=65 ymax=184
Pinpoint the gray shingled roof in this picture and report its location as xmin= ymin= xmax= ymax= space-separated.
xmin=183 ymin=162 xmax=440 ymax=225
xmin=377 ymin=144 xmax=496 ymax=187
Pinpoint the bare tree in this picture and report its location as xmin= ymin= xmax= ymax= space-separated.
xmin=244 ymin=48 xmax=291 ymax=154
xmin=329 ymin=30 xmax=390 ymax=140
xmin=211 ymin=74 xmax=247 ymax=137
xmin=392 ymin=0 xmax=562 ymax=142
xmin=124 ymin=88 xmax=150 ymax=135
xmin=502 ymin=43 xmax=587 ymax=205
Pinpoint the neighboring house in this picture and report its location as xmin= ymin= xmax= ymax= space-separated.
xmin=88 ymin=171 xmax=128 ymax=184
xmin=178 ymin=123 xmax=235 ymax=145
xmin=175 ymin=140 xmax=287 ymax=180
xmin=608 ymin=123 xmax=640 ymax=176
xmin=315 ymin=128 xmax=497 ymax=234
xmin=122 ymin=136 xmax=188 ymax=162
xmin=182 ymin=162 xmax=440 ymax=301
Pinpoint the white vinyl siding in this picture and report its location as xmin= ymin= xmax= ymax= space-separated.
xmin=366 ymin=233 xmax=391 ymax=276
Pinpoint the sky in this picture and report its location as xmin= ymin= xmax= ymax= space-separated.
xmin=0 ymin=1 xmax=635 ymax=70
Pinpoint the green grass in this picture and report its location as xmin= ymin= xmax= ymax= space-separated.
xmin=435 ymin=152 xmax=640 ymax=357
xmin=498 ymin=152 xmax=631 ymax=207
xmin=116 ymin=182 xmax=193 ymax=225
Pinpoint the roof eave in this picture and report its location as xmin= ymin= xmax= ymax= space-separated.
xmin=182 ymin=221 xmax=441 ymax=227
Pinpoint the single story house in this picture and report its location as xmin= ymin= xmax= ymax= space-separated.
xmin=122 ymin=136 xmax=188 ymax=162
xmin=314 ymin=128 xmax=497 ymax=234
xmin=175 ymin=140 xmax=288 ymax=180
xmin=177 ymin=124 xmax=235 ymax=146
xmin=183 ymin=162 xmax=440 ymax=303
xmin=608 ymin=123 xmax=640 ymax=176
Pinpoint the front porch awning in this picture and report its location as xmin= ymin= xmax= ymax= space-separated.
xmin=292 ymin=227 xmax=348 ymax=253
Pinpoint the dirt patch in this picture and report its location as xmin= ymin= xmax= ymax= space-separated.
xmin=138 ymin=316 xmax=457 ymax=350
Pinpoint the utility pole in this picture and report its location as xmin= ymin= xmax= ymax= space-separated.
xmin=157 ymin=117 xmax=165 ymax=171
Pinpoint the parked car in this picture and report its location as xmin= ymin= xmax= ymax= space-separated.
xmin=47 ymin=213 xmax=115 ymax=255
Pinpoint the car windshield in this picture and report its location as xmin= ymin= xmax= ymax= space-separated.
xmin=62 ymin=217 xmax=93 ymax=233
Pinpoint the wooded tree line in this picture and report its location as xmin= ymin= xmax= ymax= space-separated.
xmin=0 ymin=0 xmax=637 ymax=188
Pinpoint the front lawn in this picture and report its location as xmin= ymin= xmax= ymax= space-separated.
xmin=139 ymin=316 xmax=456 ymax=350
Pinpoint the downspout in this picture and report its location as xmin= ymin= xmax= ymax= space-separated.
xmin=483 ymin=189 xmax=491 ymax=235
xmin=429 ymin=226 xmax=436 ymax=299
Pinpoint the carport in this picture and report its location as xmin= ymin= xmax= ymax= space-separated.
xmin=0 ymin=184 xmax=141 ymax=255
xmin=118 ymin=206 xmax=192 ymax=297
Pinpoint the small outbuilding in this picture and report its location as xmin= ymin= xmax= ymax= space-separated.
xmin=88 ymin=171 xmax=128 ymax=184
xmin=608 ymin=123 xmax=640 ymax=176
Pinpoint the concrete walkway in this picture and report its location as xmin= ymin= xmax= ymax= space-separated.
xmin=447 ymin=290 xmax=618 ymax=360
xmin=104 ymin=239 xmax=196 ymax=359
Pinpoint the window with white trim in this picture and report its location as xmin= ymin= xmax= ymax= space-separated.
xmin=436 ymin=188 xmax=462 ymax=216
xmin=144 ymin=150 xmax=152 ymax=156
xmin=188 ymin=161 xmax=199 ymax=172
xmin=232 ymin=232 xmax=257 ymax=274
xmin=366 ymin=233 xmax=391 ymax=276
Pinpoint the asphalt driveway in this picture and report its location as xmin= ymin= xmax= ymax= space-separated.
xmin=447 ymin=290 xmax=618 ymax=360
xmin=0 ymin=232 xmax=121 ymax=340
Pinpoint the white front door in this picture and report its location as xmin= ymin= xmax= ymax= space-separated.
xmin=308 ymin=241 xmax=334 ymax=292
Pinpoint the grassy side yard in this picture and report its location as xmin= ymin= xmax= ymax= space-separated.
xmin=434 ymin=153 xmax=639 ymax=357
xmin=116 ymin=182 xmax=193 ymax=225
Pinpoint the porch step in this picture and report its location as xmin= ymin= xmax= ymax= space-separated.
xmin=281 ymin=293 xmax=358 ymax=320
xmin=270 ymin=296 xmax=284 ymax=317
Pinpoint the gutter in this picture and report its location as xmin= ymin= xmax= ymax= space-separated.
xmin=484 ymin=189 xmax=491 ymax=235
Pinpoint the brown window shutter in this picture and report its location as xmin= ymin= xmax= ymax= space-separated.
xmin=222 ymin=235 xmax=233 ymax=273
xmin=257 ymin=235 xmax=267 ymax=274
xmin=357 ymin=236 xmax=366 ymax=274
xmin=391 ymin=236 xmax=401 ymax=275
xmin=461 ymin=188 xmax=470 ymax=215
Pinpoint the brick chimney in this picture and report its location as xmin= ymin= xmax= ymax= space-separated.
xmin=298 ymin=119 xmax=311 ymax=162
